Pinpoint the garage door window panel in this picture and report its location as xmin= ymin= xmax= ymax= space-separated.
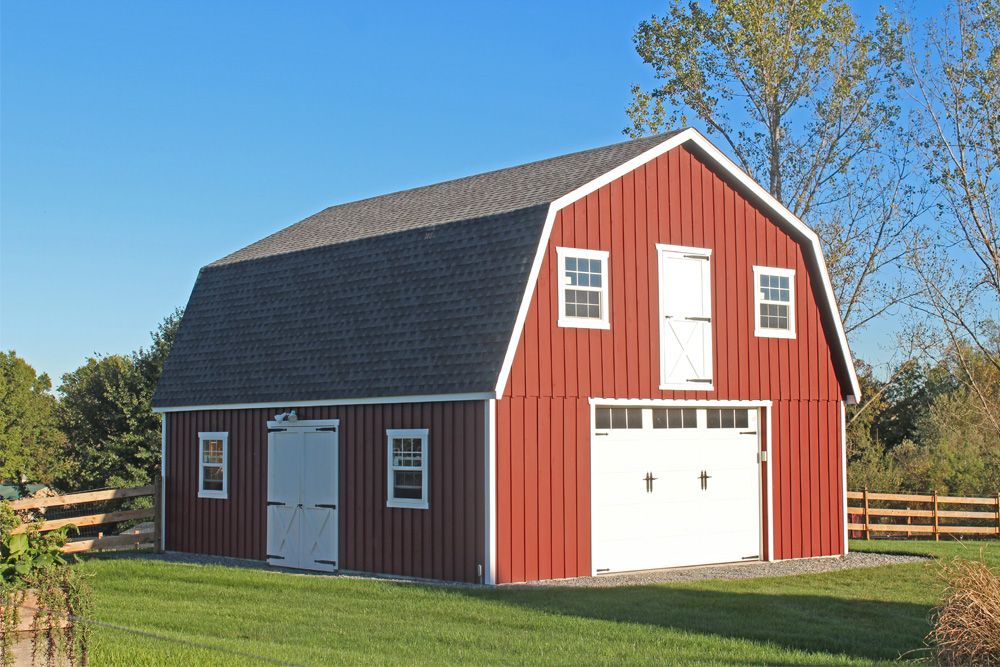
xmin=595 ymin=407 xmax=643 ymax=430
xmin=652 ymin=408 xmax=697 ymax=429
xmin=706 ymin=408 xmax=750 ymax=429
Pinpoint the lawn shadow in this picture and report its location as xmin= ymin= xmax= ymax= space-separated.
xmin=451 ymin=583 xmax=931 ymax=663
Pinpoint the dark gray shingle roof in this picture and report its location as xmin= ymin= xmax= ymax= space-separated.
xmin=153 ymin=132 xmax=678 ymax=407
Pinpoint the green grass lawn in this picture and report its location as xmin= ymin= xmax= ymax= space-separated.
xmin=79 ymin=540 xmax=999 ymax=666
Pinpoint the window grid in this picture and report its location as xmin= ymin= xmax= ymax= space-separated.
xmin=706 ymin=409 xmax=750 ymax=429
xmin=652 ymin=408 xmax=698 ymax=429
xmin=557 ymin=247 xmax=609 ymax=329
xmin=595 ymin=407 xmax=643 ymax=430
xmin=198 ymin=433 xmax=228 ymax=498
xmin=387 ymin=429 xmax=429 ymax=509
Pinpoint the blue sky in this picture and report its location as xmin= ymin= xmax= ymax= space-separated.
xmin=1 ymin=1 xmax=931 ymax=385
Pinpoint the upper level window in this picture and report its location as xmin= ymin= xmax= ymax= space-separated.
xmin=753 ymin=266 xmax=795 ymax=339
xmin=198 ymin=432 xmax=228 ymax=499
xmin=556 ymin=247 xmax=610 ymax=330
xmin=386 ymin=429 xmax=429 ymax=509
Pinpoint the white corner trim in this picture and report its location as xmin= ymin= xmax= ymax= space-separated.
xmin=765 ymin=406 xmax=775 ymax=561
xmin=493 ymin=127 xmax=860 ymax=402
xmin=152 ymin=392 xmax=495 ymax=413
xmin=484 ymin=399 xmax=497 ymax=585
xmin=386 ymin=428 xmax=430 ymax=510
xmin=160 ymin=414 xmax=167 ymax=550
xmin=555 ymin=246 xmax=611 ymax=330
xmin=840 ymin=400 xmax=849 ymax=555
xmin=752 ymin=265 xmax=797 ymax=340
xmin=197 ymin=431 xmax=229 ymax=500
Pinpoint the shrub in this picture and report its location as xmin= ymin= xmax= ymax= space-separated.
xmin=927 ymin=557 xmax=1000 ymax=666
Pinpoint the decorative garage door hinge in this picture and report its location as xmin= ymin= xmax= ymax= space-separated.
xmin=742 ymin=555 xmax=759 ymax=560
xmin=314 ymin=560 xmax=337 ymax=565
xmin=266 ymin=554 xmax=285 ymax=560
xmin=267 ymin=428 xmax=287 ymax=433
xmin=314 ymin=504 xmax=337 ymax=509
xmin=267 ymin=501 xmax=285 ymax=506
xmin=316 ymin=426 xmax=338 ymax=432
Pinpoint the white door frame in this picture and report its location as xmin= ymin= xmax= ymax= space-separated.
xmin=266 ymin=419 xmax=340 ymax=570
xmin=588 ymin=398 xmax=774 ymax=574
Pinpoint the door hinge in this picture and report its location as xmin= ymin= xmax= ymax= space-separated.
xmin=742 ymin=555 xmax=759 ymax=560
xmin=314 ymin=559 xmax=337 ymax=566
xmin=685 ymin=316 xmax=711 ymax=322
xmin=594 ymin=432 xmax=609 ymax=436
xmin=741 ymin=431 xmax=758 ymax=435
xmin=684 ymin=254 xmax=709 ymax=260
xmin=686 ymin=378 xmax=713 ymax=383
xmin=314 ymin=504 xmax=337 ymax=509
xmin=316 ymin=426 xmax=338 ymax=432
xmin=267 ymin=501 xmax=286 ymax=506
xmin=266 ymin=554 xmax=286 ymax=560
xmin=268 ymin=428 xmax=287 ymax=433
xmin=596 ymin=568 xmax=610 ymax=573
xmin=758 ymin=451 xmax=768 ymax=462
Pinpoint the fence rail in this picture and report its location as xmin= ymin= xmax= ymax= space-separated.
xmin=4 ymin=481 xmax=160 ymax=554
xmin=847 ymin=489 xmax=1000 ymax=540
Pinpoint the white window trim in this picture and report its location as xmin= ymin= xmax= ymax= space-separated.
xmin=386 ymin=428 xmax=429 ymax=510
xmin=555 ymin=246 xmax=611 ymax=330
xmin=753 ymin=265 xmax=796 ymax=339
xmin=197 ymin=431 xmax=228 ymax=499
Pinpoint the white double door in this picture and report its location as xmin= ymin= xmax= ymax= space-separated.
xmin=266 ymin=422 xmax=339 ymax=572
xmin=592 ymin=411 xmax=761 ymax=574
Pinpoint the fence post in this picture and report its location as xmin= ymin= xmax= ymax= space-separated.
xmin=863 ymin=487 xmax=870 ymax=540
xmin=153 ymin=475 xmax=163 ymax=553
xmin=932 ymin=491 xmax=939 ymax=542
xmin=996 ymin=493 xmax=1000 ymax=537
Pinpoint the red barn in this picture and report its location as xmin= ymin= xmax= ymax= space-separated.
xmin=153 ymin=128 xmax=860 ymax=584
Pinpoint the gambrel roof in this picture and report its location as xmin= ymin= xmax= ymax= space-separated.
xmin=152 ymin=129 xmax=860 ymax=410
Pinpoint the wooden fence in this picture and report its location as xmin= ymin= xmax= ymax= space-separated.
xmin=848 ymin=489 xmax=1000 ymax=540
xmin=5 ymin=481 xmax=160 ymax=554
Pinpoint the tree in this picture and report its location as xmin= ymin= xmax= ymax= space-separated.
xmin=0 ymin=352 xmax=68 ymax=485
xmin=904 ymin=0 xmax=1000 ymax=436
xmin=626 ymin=0 xmax=922 ymax=336
xmin=57 ymin=310 xmax=182 ymax=490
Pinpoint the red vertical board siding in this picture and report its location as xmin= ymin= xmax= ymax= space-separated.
xmin=496 ymin=145 xmax=849 ymax=582
xmin=164 ymin=400 xmax=486 ymax=583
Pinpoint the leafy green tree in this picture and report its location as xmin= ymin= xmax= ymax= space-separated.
xmin=0 ymin=352 xmax=68 ymax=485
xmin=626 ymin=0 xmax=920 ymax=335
xmin=57 ymin=310 xmax=182 ymax=490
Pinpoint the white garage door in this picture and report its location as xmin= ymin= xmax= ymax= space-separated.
xmin=591 ymin=405 xmax=761 ymax=574
xmin=267 ymin=421 xmax=339 ymax=572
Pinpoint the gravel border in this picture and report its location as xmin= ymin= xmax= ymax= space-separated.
xmin=106 ymin=549 xmax=927 ymax=588
xmin=513 ymin=552 xmax=929 ymax=588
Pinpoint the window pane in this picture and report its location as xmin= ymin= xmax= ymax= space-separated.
xmin=202 ymin=440 xmax=224 ymax=464
xmin=203 ymin=465 xmax=224 ymax=491
xmin=611 ymin=408 xmax=627 ymax=429
xmin=667 ymin=408 xmax=682 ymax=428
xmin=565 ymin=257 xmax=576 ymax=271
xmin=652 ymin=408 xmax=668 ymax=428
xmin=393 ymin=470 xmax=423 ymax=499
xmin=682 ymin=408 xmax=697 ymax=427
xmin=392 ymin=438 xmax=422 ymax=467
xmin=721 ymin=409 xmax=735 ymax=428
xmin=565 ymin=289 xmax=601 ymax=320
xmin=595 ymin=407 xmax=611 ymax=429
xmin=626 ymin=408 xmax=643 ymax=428
xmin=706 ymin=409 xmax=721 ymax=428
xmin=735 ymin=410 xmax=749 ymax=429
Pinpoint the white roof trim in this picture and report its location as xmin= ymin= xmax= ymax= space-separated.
xmin=494 ymin=127 xmax=861 ymax=402
xmin=152 ymin=392 xmax=495 ymax=413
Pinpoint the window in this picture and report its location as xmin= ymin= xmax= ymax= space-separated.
xmin=753 ymin=266 xmax=795 ymax=338
xmin=556 ymin=247 xmax=610 ymax=329
xmin=198 ymin=432 xmax=228 ymax=499
xmin=595 ymin=407 xmax=643 ymax=430
xmin=706 ymin=409 xmax=749 ymax=429
xmin=386 ymin=429 xmax=429 ymax=509
xmin=652 ymin=408 xmax=697 ymax=429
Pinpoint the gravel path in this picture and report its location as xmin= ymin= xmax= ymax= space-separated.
xmin=110 ymin=550 xmax=926 ymax=588
xmin=514 ymin=552 xmax=928 ymax=588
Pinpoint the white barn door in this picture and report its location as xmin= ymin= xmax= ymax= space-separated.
xmin=266 ymin=421 xmax=339 ymax=572
xmin=658 ymin=245 xmax=713 ymax=390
